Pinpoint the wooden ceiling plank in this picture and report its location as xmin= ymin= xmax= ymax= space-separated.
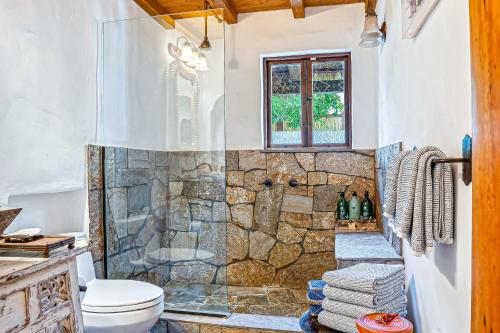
xmin=211 ymin=0 xmax=238 ymax=24
xmin=133 ymin=0 xmax=175 ymax=28
xmin=290 ymin=0 xmax=305 ymax=18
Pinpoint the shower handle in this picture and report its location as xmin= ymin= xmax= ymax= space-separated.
xmin=260 ymin=179 xmax=273 ymax=188
xmin=288 ymin=179 xmax=299 ymax=187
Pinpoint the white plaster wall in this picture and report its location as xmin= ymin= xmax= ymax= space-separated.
xmin=0 ymin=0 xmax=152 ymax=233
xmin=377 ymin=1 xmax=472 ymax=332
xmin=225 ymin=4 xmax=378 ymax=150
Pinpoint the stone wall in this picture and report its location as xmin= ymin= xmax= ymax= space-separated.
xmin=224 ymin=150 xmax=376 ymax=290
xmin=375 ymin=143 xmax=403 ymax=255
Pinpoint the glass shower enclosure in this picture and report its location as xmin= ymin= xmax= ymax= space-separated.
xmin=100 ymin=11 xmax=227 ymax=315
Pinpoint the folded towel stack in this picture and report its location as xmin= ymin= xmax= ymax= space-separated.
xmin=318 ymin=264 xmax=407 ymax=333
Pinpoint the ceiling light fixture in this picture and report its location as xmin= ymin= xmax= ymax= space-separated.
xmin=200 ymin=0 xmax=212 ymax=50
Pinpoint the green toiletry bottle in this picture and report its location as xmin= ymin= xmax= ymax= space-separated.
xmin=337 ymin=192 xmax=349 ymax=220
xmin=361 ymin=191 xmax=374 ymax=221
xmin=349 ymin=192 xmax=361 ymax=221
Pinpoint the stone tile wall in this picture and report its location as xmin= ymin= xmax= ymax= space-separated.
xmin=224 ymin=150 xmax=376 ymax=292
xmin=375 ymin=143 xmax=403 ymax=255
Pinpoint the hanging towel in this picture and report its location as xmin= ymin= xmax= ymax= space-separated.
xmin=432 ymin=161 xmax=454 ymax=245
xmin=322 ymin=296 xmax=408 ymax=319
xmin=383 ymin=151 xmax=409 ymax=228
xmin=323 ymin=284 xmax=405 ymax=308
xmin=322 ymin=264 xmax=405 ymax=294
xmin=318 ymin=311 xmax=358 ymax=333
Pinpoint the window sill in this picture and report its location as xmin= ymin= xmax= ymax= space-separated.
xmin=261 ymin=147 xmax=371 ymax=154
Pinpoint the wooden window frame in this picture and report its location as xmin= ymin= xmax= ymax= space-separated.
xmin=263 ymin=52 xmax=352 ymax=150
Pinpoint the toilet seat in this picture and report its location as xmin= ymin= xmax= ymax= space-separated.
xmin=82 ymin=279 xmax=164 ymax=313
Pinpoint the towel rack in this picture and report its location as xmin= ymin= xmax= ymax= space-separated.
xmin=431 ymin=135 xmax=472 ymax=186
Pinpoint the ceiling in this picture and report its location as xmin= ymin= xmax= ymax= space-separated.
xmin=134 ymin=0 xmax=367 ymax=27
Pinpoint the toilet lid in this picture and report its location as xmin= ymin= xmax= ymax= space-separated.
xmin=82 ymin=280 xmax=164 ymax=313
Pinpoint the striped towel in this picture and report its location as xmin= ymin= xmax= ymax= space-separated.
xmin=322 ymin=264 xmax=405 ymax=294
xmin=383 ymin=151 xmax=409 ymax=228
xmin=322 ymin=296 xmax=407 ymax=319
xmin=323 ymin=285 xmax=405 ymax=308
xmin=318 ymin=311 xmax=358 ymax=333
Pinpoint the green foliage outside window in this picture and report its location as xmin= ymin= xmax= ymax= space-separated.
xmin=271 ymin=93 xmax=344 ymax=130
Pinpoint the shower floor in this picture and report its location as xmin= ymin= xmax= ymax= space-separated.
xmin=164 ymin=281 xmax=308 ymax=317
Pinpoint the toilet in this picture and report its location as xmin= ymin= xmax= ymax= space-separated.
xmin=76 ymin=252 xmax=164 ymax=333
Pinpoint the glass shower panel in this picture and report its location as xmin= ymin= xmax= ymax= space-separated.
xmin=101 ymin=12 xmax=227 ymax=315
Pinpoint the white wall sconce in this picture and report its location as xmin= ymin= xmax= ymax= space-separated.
xmin=359 ymin=10 xmax=385 ymax=48
xmin=169 ymin=37 xmax=208 ymax=71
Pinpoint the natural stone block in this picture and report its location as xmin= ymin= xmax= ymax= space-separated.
xmin=254 ymin=185 xmax=283 ymax=235
xmin=155 ymin=151 xmax=169 ymax=167
xmin=169 ymin=182 xmax=183 ymax=197
xmin=227 ymin=261 xmax=275 ymax=287
xmin=108 ymin=249 xmax=140 ymax=279
xmin=284 ymin=185 xmax=308 ymax=196
xmin=227 ymin=187 xmax=256 ymax=205
xmin=308 ymin=172 xmax=327 ymax=185
xmin=243 ymin=169 xmax=267 ymax=191
xmin=191 ymin=204 xmax=212 ymax=222
xmin=170 ymin=231 xmax=198 ymax=249
xmin=227 ymin=171 xmax=245 ymax=187
xmin=128 ymin=149 xmax=151 ymax=168
xmin=239 ymin=150 xmax=266 ymax=170
xmin=303 ymin=230 xmax=335 ymax=253
xmin=327 ymin=173 xmax=354 ymax=186
xmin=269 ymin=242 xmax=302 ymax=268
xmin=126 ymin=208 xmax=149 ymax=235
xmin=116 ymin=168 xmax=154 ymax=187
xmin=87 ymin=145 xmax=103 ymax=190
xmin=249 ymin=231 xmax=276 ymax=260
xmin=107 ymin=188 xmax=128 ymax=236
xmin=151 ymin=179 xmax=167 ymax=212
xmin=198 ymin=223 xmax=226 ymax=265
xmin=312 ymin=212 xmax=336 ymax=229
xmin=169 ymin=197 xmax=191 ymax=231
xmin=279 ymin=212 xmax=312 ymax=228
xmin=316 ymin=152 xmax=375 ymax=179
xmin=168 ymin=322 xmax=200 ymax=333
xmin=227 ymin=223 xmax=249 ymax=262
xmin=273 ymin=253 xmax=336 ymax=289
xmin=231 ymin=204 xmax=254 ymax=229
xmin=281 ymin=194 xmax=313 ymax=214
xmin=169 ymin=152 xmax=198 ymax=181
xmin=277 ymin=223 xmax=306 ymax=244
xmin=212 ymin=201 xmax=227 ymax=222
xmin=295 ymin=153 xmax=315 ymax=171
xmin=128 ymin=184 xmax=151 ymax=213
xmin=346 ymin=176 xmax=376 ymax=202
xmin=313 ymin=185 xmax=345 ymax=212
xmin=267 ymin=153 xmax=307 ymax=184
xmin=171 ymin=261 xmax=217 ymax=284
xmin=225 ymin=151 xmax=239 ymax=171
xmin=182 ymin=180 xmax=225 ymax=201
xmin=136 ymin=216 xmax=157 ymax=247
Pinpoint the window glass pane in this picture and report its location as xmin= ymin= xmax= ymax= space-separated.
xmin=312 ymin=60 xmax=346 ymax=144
xmin=270 ymin=63 xmax=302 ymax=145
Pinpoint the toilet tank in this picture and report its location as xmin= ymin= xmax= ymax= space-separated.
xmin=76 ymin=252 xmax=96 ymax=284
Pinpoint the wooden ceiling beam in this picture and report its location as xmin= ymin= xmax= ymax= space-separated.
xmin=290 ymin=0 xmax=305 ymax=18
xmin=133 ymin=0 xmax=175 ymax=28
xmin=211 ymin=0 xmax=238 ymax=24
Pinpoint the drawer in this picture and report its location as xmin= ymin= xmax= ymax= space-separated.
xmin=0 ymin=288 xmax=29 ymax=333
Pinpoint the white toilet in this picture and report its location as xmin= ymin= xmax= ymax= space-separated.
xmin=76 ymin=252 xmax=164 ymax=333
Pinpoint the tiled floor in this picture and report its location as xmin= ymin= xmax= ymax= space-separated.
xmin=163 ymin=281 xmax=308 ymax=317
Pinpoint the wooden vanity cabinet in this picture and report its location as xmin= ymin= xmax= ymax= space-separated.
xmin=0 ymin=246 xmax=86 ymax=333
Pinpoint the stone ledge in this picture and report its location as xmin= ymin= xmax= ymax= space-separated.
xmin=335 ymin=232 xmax=404 ymax=269
xmin=160 ymin=312 xmax=302 ymax=332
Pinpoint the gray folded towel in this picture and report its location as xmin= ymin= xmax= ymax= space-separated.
xmin=318 ymin=310 xmax=358 ymax=333
xmin=322 ymin=263 xmax=405 ymax=293
xmin=383 ymin=151 xmax=409 ymax=227
xmin=322 ymin=296 xmax=407 ymax=319
xmin=323 ymin=284 xmax=406 ymax=308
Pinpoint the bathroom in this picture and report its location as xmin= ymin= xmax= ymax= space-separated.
xmin=0 ymin=0 xmax=496 ymax=332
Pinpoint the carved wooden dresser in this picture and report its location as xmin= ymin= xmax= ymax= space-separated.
xmin=0 ymin=244 xmax=87 ymax=333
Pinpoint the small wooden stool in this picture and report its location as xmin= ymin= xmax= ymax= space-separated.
xmin=356 ymin=313 xmax=413 ymax=333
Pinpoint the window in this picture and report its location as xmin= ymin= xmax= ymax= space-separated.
xmin=263 ymin=53 xmax=352 ymax=149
